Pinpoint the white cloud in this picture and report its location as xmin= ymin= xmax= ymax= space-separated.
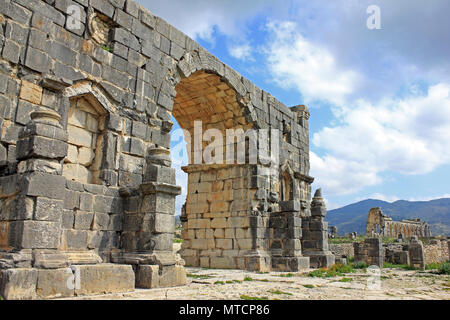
xmin=229 ymin=43 xmax=253 ymax=61
xmin=263 ymin=21 xmax=360 ymax=106
xmin=311 ymin=83 xmax=450 ymax=196
xmin=407 ymin=194 xmax=450 ymax=202
xmin=137 ymin=0 xmax=271 ymax=41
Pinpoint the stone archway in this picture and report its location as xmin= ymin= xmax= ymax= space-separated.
xmin=173 ymin=70 xmax=259 ymax=269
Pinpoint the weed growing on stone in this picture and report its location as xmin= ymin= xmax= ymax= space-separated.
xmin=214 ymin=281 xmax=225 ymax=285
xmin=269 ymin=290 xmax=292 ymax=295
xmin=302 ymin=284 xmax=314 ymax=288
xmin=308 ymin=264 xmax=358 ymax=278
xmin=240 ymin=295 xmax=268 ymax=300
xmin=243 ymin=276 xmax=253 ymax=281
xmin=187 ymin=273 xmax=215 ymax=279
xmin=339 ymin=277 xmax=353 ymax=282
xmin=383 ymin=262 xmax=416 ymax=270
xmin=277 ymin=273 xmax=295 ymax=277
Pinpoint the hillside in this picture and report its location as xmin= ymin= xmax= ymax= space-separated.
xmin=326 ymin=198 xmax=450 ymax=236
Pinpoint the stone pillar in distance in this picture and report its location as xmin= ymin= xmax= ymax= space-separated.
xmin=301 ymin=189 xmax=335 ymax=268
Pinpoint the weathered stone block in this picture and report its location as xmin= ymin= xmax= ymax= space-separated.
xmin=0 ymin=268 xmax=37 ymax=300
xmin=74 ymin=211 xmax=94 ymax=230
xmin=34 ymin=198 xmax=63 ymax=221
xmin=20 ymin=172 xmax=66 ymax=199
xmin=9 ymin=220 xmax=60 ymax=249
xmin=36 ymin=268 xmax=74 ymax=299
xmin=73 ymin=264 xmax=134 ymax=295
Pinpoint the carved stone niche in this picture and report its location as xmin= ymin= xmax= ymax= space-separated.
xmin=88 ymin=12 xmax=114 ymax=46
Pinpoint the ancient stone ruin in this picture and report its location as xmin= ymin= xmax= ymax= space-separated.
xmin=366 ymin=207 xmax=432 ymax=238
xmin=0 ymin=0 xmax=334 ymax=299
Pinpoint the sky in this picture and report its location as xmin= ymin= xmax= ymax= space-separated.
xmin=136 ymin=0 xmax=450 ymax=211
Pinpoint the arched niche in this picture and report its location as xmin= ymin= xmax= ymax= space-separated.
xmin=62 ymin=83 xmax=117 ymax=185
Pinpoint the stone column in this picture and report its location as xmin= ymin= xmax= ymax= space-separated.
xmin=408 ymin=236 xmax=425 ymax=270
xmin=115 ymin=147 xmax=186 ymax=288
xmin=270 ymin=200 xmax=310 ymax=271
xmin=0 ymin=110 xmax=69 ymax=299
xmin=301 ymin=189 xmax=335 ymax=268
xmin=14 ymin=110 xmax=69 ymax=267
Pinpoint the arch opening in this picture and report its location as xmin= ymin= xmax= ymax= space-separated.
xmin=172 ymin=70 xmax=258 ymax=269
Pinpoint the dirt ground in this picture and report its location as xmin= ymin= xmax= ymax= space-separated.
xmin=63 ymin=265 xmax=450 ymax=300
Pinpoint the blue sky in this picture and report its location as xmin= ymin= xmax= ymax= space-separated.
xmin=137 ymin=0 xmax=450 ymax=211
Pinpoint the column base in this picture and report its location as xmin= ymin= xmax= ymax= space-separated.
xmin=271 ymin=256 xmax=310 ymax=271
xmin=303 ymin=251 xmax=335 ymax=268
xmin=0 ymin=264 xmax=135 ymax=300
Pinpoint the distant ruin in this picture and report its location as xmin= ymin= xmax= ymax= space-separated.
xmin=366 ymin=207 xmax=432 ymax=238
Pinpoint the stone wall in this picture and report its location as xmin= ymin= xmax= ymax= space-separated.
xmin=329 ymin=243 xmax=354 ymax=258
xmin=423 ymin=240 xmax=449 ymax=265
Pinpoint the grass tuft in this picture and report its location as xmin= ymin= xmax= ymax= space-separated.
xmin=240 ymin=295 xmax=268 ymax=300
xmin=269 ymin=289 xmax=293 ymax=295
xmin=187 ymin=273 xmax=214 ymax=279
xmin=338 ymin=277 xmax=353 ymax=282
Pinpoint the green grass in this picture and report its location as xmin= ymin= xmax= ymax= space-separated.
xmin=240 ymin=295 xmax=268 ymax=300
xmin=173 ymin=238 xmax=183 ymax=243
xmin=187 ymin=273 xmax=215 ymax=279
xmin=214 ymin=281 xmax=225 ymax=285
xmin=338 ymin=277 xmax=353 ymax=282
xmin=308 ymin=263 xmax=359 ymax=278
xmin=102 ymin=45 xmax=113 ymax=52
xmin=268 ymin=290 xmax=293 ymax=295
xmin=258 ymin=279 xmax=269 ymax=282
xmin=328 ymin=236 xmax=365 ymax=244
xmin=383 ymin=262 xmax=416 ymax=270
xmin=226 ymin=280 xmax=233 ymax=284
xmin=352 ymin=261 xmax=368 ymax=269
xmin=243 ymin=276 xmax=253 ymax=281
xmin=302 ymin=284 xmax=314 ymax=289
xmin=437 ymin=261 xmax=450 ymax=275
xmin=277 ymin=273 xmax=295 ymax=277
xmin=425 ymin=262 xmax=441 ymax=270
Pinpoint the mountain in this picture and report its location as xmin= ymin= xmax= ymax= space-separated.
xmin=326 ymin=198 xmax=450 ymax=236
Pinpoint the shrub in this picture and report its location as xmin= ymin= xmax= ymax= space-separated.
xmin=425 ymin=262 xmax=441 ymax=270
xmin=352 ymin=261 xmax=368 ymax=269
xmin=438 ymin=261 xmax=450 ymax=275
